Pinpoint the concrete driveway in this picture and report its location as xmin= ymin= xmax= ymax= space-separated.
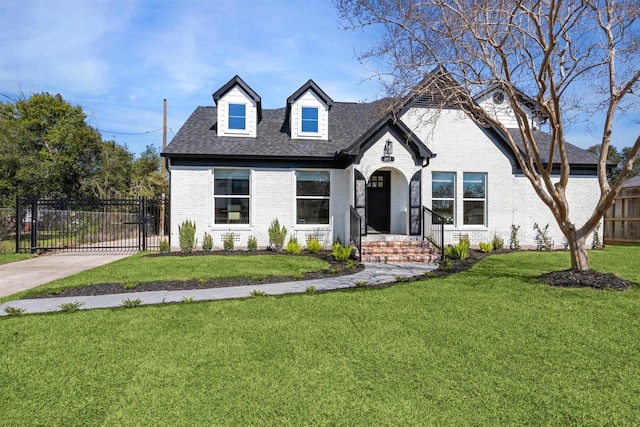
xmin=0 ymin=251 xmax=136 ymax=298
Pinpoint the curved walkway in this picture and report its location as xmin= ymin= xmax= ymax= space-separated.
xmin=0 ymin=258 xmax=438 ymax=316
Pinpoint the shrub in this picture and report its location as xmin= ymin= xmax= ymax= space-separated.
xmin=121 ymin=298 xmax=141 ymax=308
xmin=395 ymin=276 xmax=409 ymax=283
xmin=222 ymin=232 xmax=235 ymax=251
xmin=492 ymin=232 xmax=504 ymax=251
xmin=533 ymin=223 xmax=553 ymax=251
xmin=346 ymin=259 xmax=357 ymax=269
xmin=182 ymin=296 xmax=195 ymax=303
xmin=510 ymin=224 xmax=521 ymax=250
xmin=268 ymin=218 xmax=287 ymax=252
xmin=247 ymin=235 xmax=258 ymax=251
xmin=250 ymin=289 xmax=266 ymax=297
xmin=440 ymin=258 xmax=453 ymax=271
xmin=306 ymin=237 xmax=322 ymax=254
xmin=445 ymin=235 xmax=470 ymax=260
xmin=202 ymin=232 xmax=213 ymax=251
xmin=123 ymin=282 xmax=138 ymax=290
xmin=354 ymin=280 xmax=367 ymax=288
xmin=159 ymin=239 xmax=170 ymax=254
xmin=59 ymin=301 xmax=84 ymax=313
xmin=592 ymin=223 xmax=604 ymax=250
xmin=331 ymin=242 xmax=353 ymax=261
xmin=3 ymin=306 xmax=26 ymax=316
xmin=286 ymin=236 xmax=302 ymax=255
xmin=306 ymin=285 xmax=316 ymax=293
xmin=479 ymin=242 xmax=494 ymax=253
xmin=178 ymin=219 xmax=196 ymax=253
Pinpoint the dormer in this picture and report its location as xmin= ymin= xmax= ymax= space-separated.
xmin=212 ymin=75 xmax=262 ymax=138
xmin=474 ymin=84 xmax=548 ymax=130
xmin=286 ymin=80 xmax=333 ymax=140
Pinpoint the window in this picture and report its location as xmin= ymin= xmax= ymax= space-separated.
xmin=296 ymin=171 xmax=330 ymax=224
xmin=301 ymin=107 xmax=318 ymax=133
xmin=463 ymin=173 xmax=486 ymax=225
xmin=214 ymin=169 xmax=249 ymax=224
xmin=228 ymin=104 xmax=246 ymax=130
xmin=432 ymin=172 xmax=455 ymax=224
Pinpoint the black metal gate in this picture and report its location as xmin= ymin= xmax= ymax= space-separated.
xmin=16 ymin=197 xmax=169 ymax=253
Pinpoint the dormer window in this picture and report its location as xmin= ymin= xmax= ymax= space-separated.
xmin=228 ymin=104 xmax=246 ymax=130
xmin=301 ymin=107 xmax=319 ymax=133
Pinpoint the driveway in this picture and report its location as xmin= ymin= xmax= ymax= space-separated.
xmin=0 ymin=251 xmax=136 ymax=298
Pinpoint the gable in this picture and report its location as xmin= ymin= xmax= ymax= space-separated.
xmin=286 ymin=80 xmax=333 ymax=141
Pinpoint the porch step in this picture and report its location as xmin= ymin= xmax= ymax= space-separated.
xmin=360 ymin=239 xmax=439 ymax=263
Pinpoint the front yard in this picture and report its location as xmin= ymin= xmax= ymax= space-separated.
xmin=1 ymin=246 xmax=639 ymax=425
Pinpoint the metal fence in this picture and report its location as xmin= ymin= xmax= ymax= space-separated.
xmin=15 ymin=197 xmax=169 ymax=253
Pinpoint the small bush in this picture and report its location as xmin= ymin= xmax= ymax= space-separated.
xmin=123 ymin=282 xmax=138 ymax=290
xmin=59 ymin=301 xmax=84 ymax=313
xmin=331 ymin=242 xmax=353 ymax=261
xmin=247 ymin=235 xmax=258 ymax=251
xmin=479 ymin=242 xmax=493 ymax=253
xmin=533 ymin=223 xmax=553 ymax=251
xmin=592 ymin=223 xmax=604 ymax=250
xmin=306 ymin=285 xmax=316 ymax=293
xmin=445 ymin=236 xmax=470 ymax=260
xmin=121 ymin=298 xmax=141 ymax=308
xmin=182 ymin=296 xmax=195 ymax=303
xmin=222 ymin=232 xmax=235 ymax=251
xmin=492 ymin=233 xmax=504 ymax=250
xmin=250 ymin=289 xmax=266 ymax=297
xmin=3 ymin=306 xmax=26 ymax=316
xmin=202 ymin=232 xmax=213 ymax=251
xmin=268 ymin=218 xmax=287 ymax=252
xmin=329 ymin=267 xmax=340 ymax=274
xmin=354 ymin=280 xmax=367 ymax=288
xmin=159 ymin=239 xmax=170 ymax=254
xmin=178 ymin=219 xmax=196 ymax=253
xmin=306 ymin=237 xmax=322 ymax=254
xmin=440 ymin=258 xmax=453 ymax=271
xmin=346 ymin=259 xmax=357 ymax=270
xmin=510 ymin=224 xmax=521 ymax=250
xmin=395 ymin=276 xmax=410 ymax=283
xmin=286 ymin=236 xmax=302 ymax=255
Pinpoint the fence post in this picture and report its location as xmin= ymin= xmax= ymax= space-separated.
xmin=15 ymin=196 xmax=21 ymax=253
xmin=141 ymin=197 xmax=147 ymax=251
xmin=30 ymin=196 xmax=38 ymax=253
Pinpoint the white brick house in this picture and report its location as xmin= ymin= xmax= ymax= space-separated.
xmin=163 ymin=73 xmax=605 ymax=256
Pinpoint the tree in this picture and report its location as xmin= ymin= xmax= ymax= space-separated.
xmin=0 ymin=93 xmax=103 ymax=202
xmin=129 ymin=145 xmax=162 ymax=199
xmin=336 ymin=0 xmax=640 ymax=271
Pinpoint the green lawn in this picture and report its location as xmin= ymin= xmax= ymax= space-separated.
xmin=1 ymin=252 xmax=329 ymax=302
xmin=1 ymin=246 xmax=639 ymax=425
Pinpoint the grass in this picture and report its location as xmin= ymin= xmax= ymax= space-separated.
xmin=0 ymin=252 xmax=33 ymax=265
xmin=0 ymin=246 xmax=639 ymax=424
xmin=1 ymin=252 xmax=328 ymax=302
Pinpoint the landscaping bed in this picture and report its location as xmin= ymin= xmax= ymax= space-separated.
xmin=33 ymin=251 xmax=364 ymax=298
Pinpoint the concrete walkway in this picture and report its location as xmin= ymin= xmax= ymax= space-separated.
xmin=0 ymin=254 xmax=438 ymax=315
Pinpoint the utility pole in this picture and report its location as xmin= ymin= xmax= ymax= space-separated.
xmin=160 ymin=99 xmax=167 ymax=237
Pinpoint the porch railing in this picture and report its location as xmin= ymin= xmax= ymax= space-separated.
xmin=349 ymin=205 xmax=362 ymax=261
xmin=422 ymin=206 xmax=445 ymax=259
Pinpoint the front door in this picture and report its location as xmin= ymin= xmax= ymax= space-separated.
xmin=367 ymin=171 xmax=391 ymax=233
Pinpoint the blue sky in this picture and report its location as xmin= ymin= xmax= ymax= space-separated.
xmin=0 ymin=0 xmax=637 ymax=156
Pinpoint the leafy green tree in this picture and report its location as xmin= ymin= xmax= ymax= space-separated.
xmin=129 ymin=145 xmax=162 ymax=199
xmin=80 ymin=140 xmax=134 ymax=198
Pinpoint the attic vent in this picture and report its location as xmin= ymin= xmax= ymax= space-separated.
xmin=414 ymin=94 xmax=442 ymax=108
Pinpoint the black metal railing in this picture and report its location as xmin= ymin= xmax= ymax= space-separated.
xmin=350 ymin=205 xmax=362 ymax=261
xmin=422 ymin=206 xmax=445 ymax=259
xmin=16 ymin=197 xmax=169 ymax=253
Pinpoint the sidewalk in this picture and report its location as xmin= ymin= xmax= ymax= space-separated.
xmin=0 ymin=260 xmax=438 ymax=316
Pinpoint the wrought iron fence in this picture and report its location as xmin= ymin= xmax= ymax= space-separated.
xmin=16 ymin=197 xmax=169 ymax=253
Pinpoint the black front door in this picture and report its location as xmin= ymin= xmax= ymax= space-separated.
xmin=367 ymin=171 xmax=391 ymax=233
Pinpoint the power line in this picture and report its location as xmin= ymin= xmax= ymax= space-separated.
xmin=0 ymin=93 xmax=19 ymax=102
xmin=97 ymin=127 xmax=164 ymax=136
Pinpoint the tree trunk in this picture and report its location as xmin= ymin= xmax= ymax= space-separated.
xmin=568 ymin=233 xmax=590 ymax=271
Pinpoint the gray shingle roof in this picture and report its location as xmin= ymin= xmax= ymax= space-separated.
xmin=507 ymin=129 xmax=600 ymax=165
xmin=623 ymin=175 xmax=640 ymax=188
xmin=164 ymin=102 xmax=385 ymax=159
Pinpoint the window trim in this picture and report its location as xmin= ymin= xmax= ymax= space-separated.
xmin=462 ymin=172 xmax=487 ymax=226
xmin=228 ymin=103 xmax=246 ymax=131
xmin=213 ymin=168 xmax=251 ymax=226
xmin=300 ymin=106 xmax=319 ymax=134
xmin=295 ymin=170 xmax=330 ymax=225
xmin=431 ymin=172 xmax=456 ymax=226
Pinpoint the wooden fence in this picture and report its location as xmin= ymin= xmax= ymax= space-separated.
xmin=604 ymin=186 xmax=640 ymax=244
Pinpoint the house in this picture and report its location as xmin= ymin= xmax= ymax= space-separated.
xmin=162 ymin=71 xmax=604 ymax=260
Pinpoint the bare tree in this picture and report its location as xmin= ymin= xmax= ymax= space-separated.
xmin=336 ymin=0 xmax=640 ymax=271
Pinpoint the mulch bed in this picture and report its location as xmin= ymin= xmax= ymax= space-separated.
xmin=33 ymin=248 xmax=631 ymax=299
xmin=34 ymin=251 xmax=364 ymax=299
